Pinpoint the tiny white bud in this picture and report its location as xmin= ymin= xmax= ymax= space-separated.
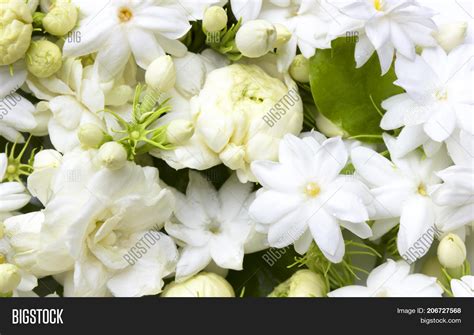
xmin=235 ymin=20 xmax=276 ymax=58
xmin=78 ymin=123 xmax=105 ymax=148
xmin=269 ymin=270 xmax=327 ymax=297
xmin=98 ymin=142 xmax=128 ymax=170
xmin=42 ymin=1 xmax=78 ymax=36
xmin=0 ymin=263 xmax=21 ymax=294
xmin=289 ymin=54 xmax=310 ymax=83
xmin=33 ymin=149 xmax=62 ymax=170
xmin=315 ymin=113 xmax=348 ymax=137
xmin=434 ymin=22 xmax=468 ymax=53
xmin=273 ymin=23 xmax=292 ymax=48
xmin=437 ymin=233 xmax=466 ymax=269
xmin=26 ymin=40 xmax=62 ymax=78
xmin=166 ymin=120 xmax=194 ymax=144
xmin=203 ymin=6 xmax=227 ymax=33
xmin=161 ymin=272 xmax=235 ymax=297
xmin=145 ymin=55 xmax=176 ymax=92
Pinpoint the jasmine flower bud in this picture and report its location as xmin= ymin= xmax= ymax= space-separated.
xmin=0 ymin=263 xmax=21 ymax=294
xmin=289 ymin=54 xmax=310 ymax=83
xmin=0 ymin=0 xmax=33 ymax=65
xmin=145 ymin=55 xmax=176 ymax=92
xmin=437 ymin=233 xmax=466 ymax=269
xmin=273 ymin=23 xmax=291 ymax=48
xmin=26 ymin=40 xmax=62 ymax=78
xmin=161 ymin=272 xmax=235 ymax=297
xmin=433 ymin=22 xmax=468 ymax=53
xmin=42 ymin=1 xmax=78 ymax=37
xmin=98 ymin=142 xmax=128 ymax=170
xmin=33 ymin=149 xmax=62 ymax=170
xmin=166 ymin=120 xmax=194 ymax=144
xmin=203 ymin=6 xmax=227 ymax=33
xmin=268 ymin=270 xmax=327 ymax=297
xmin=315 ymin=113 xmax=348 ymax=137
xmin=235 ymin=20 xmax=276 ymax=58
xmin=78 ymin=123 xmax=105 ymax=149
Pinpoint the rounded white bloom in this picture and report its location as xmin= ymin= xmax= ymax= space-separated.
xmin=25 ymin=40 xmax=62 ymax=78
xmin=289 ymin=54 xmax=310 ymax=83
xmin=434 ymin=22 xmax=468 ymax=53
xmin=42 ymin=1 xmax=78 ymax=36
xmin=194 ymin=64 xmax=303 ymax=182
xmin=98 ymin=142 xmax=128 ymax=170
xmin=236 ymin=20 xmax=276 ymax=58
xmin=63 ymin=0 xmax=191 ymax=80
xmin=0 ymin=0 xmax=33 ymax=66
xmin=166 ymin=119 xmax=194 ymax=145
xmin=203 ymin=6 xmax=227 ymax=33
xmin=161 ymin=272 xmax=235 ymax=297
xmin=381 ymin=45 xmax=474 ymax=158
xmin=78 ymin=123 xmax=105 ymax=149
xmin=7 ymin=150 xmax=178 ymax=297
xmin=451 ymin=275 xmax=474 ymax=297
xmin=351 ymin=134 xmax=451 ymax=261
xmin=437 ymin=233 xmax=466 ymax=269
xmin=166 ymin=172 xmax=266 ymax=280
xmin=0 ymin=263 xmax=21 ymax=294
xmin=269 ymin=270 xmax=327 ymax=297
xmin=145 ymin=55 xmax=176 ymax=93
xmin=250 ymin=132 xmax=373 ymax=262
xmin=328 ymin=259 xmax=443 ymax=297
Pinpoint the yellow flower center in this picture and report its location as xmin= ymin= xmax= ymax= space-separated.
xmin=435 ymin=89 xmax=448 ymax=101
xmin=6 ymin=165 xmax=17 ymax=174
xmin=374 ymin=0 xmax=383 ymax=11
xmin=304 ymin=182 xmax=321 ymax=198
xmin=118 ymin=7 xmax=133 ymax=23
xmin=417 ymin=183 xmax=427 ymax=196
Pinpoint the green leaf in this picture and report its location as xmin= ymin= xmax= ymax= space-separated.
xmin=309 ymin=38 xmax=404 ymax=142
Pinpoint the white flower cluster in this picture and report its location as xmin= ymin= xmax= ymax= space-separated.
xmin=0 ymin=0 xmax=472 ymax=298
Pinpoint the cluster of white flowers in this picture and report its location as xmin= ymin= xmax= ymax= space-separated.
xmin=0 ymin=0 xmax=472 ymax=298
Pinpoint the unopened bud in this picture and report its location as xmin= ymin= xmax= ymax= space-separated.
xmin=98 ymin=142 xmax=128 ymax=170
xmin=236 ymin=20 xmax=276 ymax=58
xmin=273 ymin=23 xmax=291 ymax=48
xmin=289 ymin=54 xmax=310 ymax=83
xmin=42 ymin=1 xmax=78 ymax=36
xmin=437 ymin=233 xmax=466 ymax=269
xmin=78 ymin=123 xmax=105 ymax=149
xmin=26 ymin=40 xmax=62 ymax=78
xmin=145 ymin=55 xmax=176 ymax=92
xmin=161 ymin=272 xmax=235 ymax=297
xmin=203 ymin=6 xmax=227 ymax=33
xmin=269 ymin=270 xmax=327 ymax=297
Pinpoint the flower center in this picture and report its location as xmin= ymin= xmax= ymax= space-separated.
xmin=435 ymin=89 xmax=448 ymax=101
xmin=304 ymin=182 xmax=321 ymax=198
xmin=373 ymin=0 xmax=383 ymax=11
xmin=118 ymin=7 xmax=133 ymax=23
xmin=6 ymin=164 xmax=17 ymax=175
xmin=417 ymin=183 xmax=427 ymax=196
xmin=208 ymin=220 xmax=221 ymax=234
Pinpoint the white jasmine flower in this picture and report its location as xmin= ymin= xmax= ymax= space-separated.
xmin=166 ymin=172 xmax=266 ymax=280
xmin=330 ymin=0 xmax=437 ymax=74
xmin=7 ymin=149 xmax=178 ymax=297
xmin=250 ymin=133 xmax=373 ymax=262
xmin=328 ymin=259 xmax=443 ymax=297
xmin=64 ymin=0 xmax=191 ymax=80
xmin=381 ymin=45 xmax=474 ymax=158
xmin=0 ymin=62 xmax=37 ymax=142
xmin=0 ymin=153 xmax=30 ymax=214
xmin=193 ymin=63 xmax=303 ymax=182
xmin=351 ymin=134 xmax=451 ymax=260
xmin=451 ymin=275 xmax=474 ymax=297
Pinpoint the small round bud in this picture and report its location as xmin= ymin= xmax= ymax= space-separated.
xmin=0 ymin=0 xmax=33 ymax=65
xmin=268 ymin=270 xmax=327 ymax=297
xmin=161 ymin=272 xmax=235 ymax=297
xmin=78 ymin=123 xmax=105 ymax=149
xmin=437 ymin=233 xmax=466 ymax=269
xmin=235 ymin=20 xmax=276 ymax=58
xmin=98 ymin=142 xmax=128 ymax=170
xmin=26 ymin=40 xmax=62 ymax=78
xmin=273 ymin=23 xmax=292 ymax=48
xmin=0 ymin=263 xmax=21 ymax=294
xmin=203 ymin=6 xmax=227 ymax=33
xmin=145 ymin=55 xmax=176 ymax=92
xmin=42 ymin=1 xmax=78 ymax=36
xmin=289 ymin=54 xmax=310 ymax=83
xmin=33 ymin=149 xmax=62 ymax=170
xmin=166 ymin=120 xmax=194 ymax=144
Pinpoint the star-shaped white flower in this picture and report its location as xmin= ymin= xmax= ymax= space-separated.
xmin=166 ymin=172 xmax=266 ymax=280
xmin=330 ymin=0 xmax=437 ymax=74
xmin=64 ymin=0 xmax=192 ymax=80
xmin=451 ymin=275 xmax=474 ymax=297
xmin=0 ymin=153 xmax=30 ymax=214
xmin=351 ymin=134 xmax=452 ymax=261
xmin=328 ymin=259 xmax=443 ymax=297
xmin=249 ymin=133 xmax=373 ymax=263
xmin=381 ymin=45 xmax=474 ymax=158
